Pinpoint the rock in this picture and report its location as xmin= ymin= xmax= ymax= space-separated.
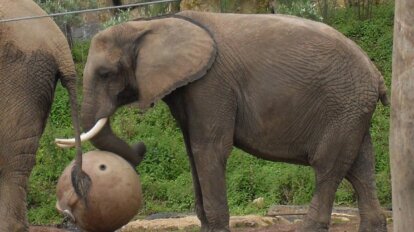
xmin=121 ymin=215 xmax=291 ymax=231
xmin=267 ymin=205 xmax=308 ymax=216
xmin=29 ymin=227 xmax=69 ymax=232
xmin=267 ymin=205 xmax=392 ymax=217
xmin=230 ymin=215 xmax=290 ymax=228
xmin=121 ymin=216 xmax=200 ymax=232
xmin=331 ymin=216 xmax=351 ymax=224
xmin=293 ymin=219 xmax=303 ymax=224
xmin=252 ymin=197 xmax=265 ymax=208
xmin=145 ymin=212 xmax=188 ymax=220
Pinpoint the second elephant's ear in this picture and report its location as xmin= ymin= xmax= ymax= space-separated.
xmin=130 ymin=18 xmax=217 ymax=109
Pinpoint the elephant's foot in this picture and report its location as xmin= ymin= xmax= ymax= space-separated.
xmin=0 ymin=221 xmax=27 ymax=232
xmin=200 ymin=223 xmax=209 ymax=232
xmin=297 ymin=217 xmax=329 ymax=232
xmin=200 ymin=225 xmax=230 ymax=232
xmin=359 ymin=213 xmax=387 ymax=232
xmin=208 ymin=229 xmax=230 ymax=232
xmin=132 ymin=141 xmax=146 ymax=166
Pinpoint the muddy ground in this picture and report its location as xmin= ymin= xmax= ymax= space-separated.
xmin=30 ymin=221 xmax=394 ymax=232
xmin=30 ymin=205 xmax=393 ymax=232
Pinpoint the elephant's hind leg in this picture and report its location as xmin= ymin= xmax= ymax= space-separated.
xmin=0 ymin=82 xmax=54 ymax=231
xmin=301 ymin=124 xmax=364 ymax=232
xmin=345 ymin=132 xmax=387 ymax=232
xmin=0 ymin=152 xmax=36 ymax=232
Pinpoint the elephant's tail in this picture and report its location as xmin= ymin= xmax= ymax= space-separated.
xmin=375 ymin=67 xmax=389 ymax=106
xmin=378 ymin=80 xmax=389 ymax=106
xmin=56 ymin=44 xmax=91 ymax=204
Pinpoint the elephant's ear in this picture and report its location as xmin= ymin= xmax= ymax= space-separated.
xmin=131 ymin=18 xmax=217 ymax=109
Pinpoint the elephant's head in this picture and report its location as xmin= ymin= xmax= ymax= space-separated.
xmin=57 ymin=17 xmax=216 ymax=165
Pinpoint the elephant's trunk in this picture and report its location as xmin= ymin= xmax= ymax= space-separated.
xmin=81 ymin=101 xmax=145 ymax=167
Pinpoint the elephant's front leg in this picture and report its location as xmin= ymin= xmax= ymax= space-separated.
xmin=191 ymin=139 xmax=232 ymax=232
xmin=178 ymin=78 xmax=236 ymax=232
xmin=183 ymin=138 xmax=210 ymax=231
xmin=186 ymin=107 xmax=236 ymax=231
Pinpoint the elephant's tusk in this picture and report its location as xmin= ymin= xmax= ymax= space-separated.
xmin=55 ymin=118 xmax=108 ymax=148
xmin=56 ymin=202 xmax=76 ymax=222
xmin=63 ymin=209 xmax=76 ymax=222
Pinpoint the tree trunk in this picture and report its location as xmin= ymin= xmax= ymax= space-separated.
xmin=390 ymin=0 xmax=414 ymax=231
xmin=63 ymin=23 xmax=73 ymax=49
xmin=322 ymin=0 xmax=329 ymax=22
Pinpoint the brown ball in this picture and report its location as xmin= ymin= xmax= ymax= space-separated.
xmin=56 ymin=150 xmax=142 ymax=232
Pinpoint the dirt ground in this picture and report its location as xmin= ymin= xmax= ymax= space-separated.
xmin=30 ymin=223 xmax=393 ymax=232
xmin=235 ymin=220 xmax=394 ymax=232
xmin=30 ymin=218 xmax=393 ymax=232
xmin=30 ymin=205 xmax=393 ymax=232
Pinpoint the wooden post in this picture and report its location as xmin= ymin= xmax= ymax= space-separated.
xmin=390 ymin=0 xmax=414 ymax=231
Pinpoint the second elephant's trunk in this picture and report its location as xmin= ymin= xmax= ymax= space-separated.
xmin=81 ymin=103 xmax=144 ymax=166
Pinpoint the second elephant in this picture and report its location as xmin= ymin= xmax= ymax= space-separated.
xmin=66 ymin=11 xmax=388 ymax=232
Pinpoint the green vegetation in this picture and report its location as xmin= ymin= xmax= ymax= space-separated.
xmin=34 ymin=0 xmax=97 ymax=25
xmin=28 ymin=1 xmax=394 ymax=225
xmin=276 ymin=0 xmax=323 ymax=21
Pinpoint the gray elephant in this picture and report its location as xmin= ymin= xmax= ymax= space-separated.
xmin=59 ymin=11 xmax=389 ymax=232
xmin=0 ymin=0 xmax=85 ymax=231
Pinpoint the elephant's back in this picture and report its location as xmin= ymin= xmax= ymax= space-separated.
xmin=178 ymin=11 xmax=381 ymax=113
xmin=0 ymin=1 xmax=60 ymax=120
xmin=178 ymin=11 xmax=381 ymax=151
xmin=177 ymin=11 xmax=347 ymax=44
xmin=0 ymin=0 xmax=67 ymax=54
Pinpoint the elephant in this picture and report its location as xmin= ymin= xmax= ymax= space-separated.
xmin=0 ymin=0 xmax=85 ymax=231
xmin=58 ymin=11 xmax=389 ymax=232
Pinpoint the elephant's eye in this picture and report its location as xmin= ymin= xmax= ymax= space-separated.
xmin=99 ymin=70 xmax=112 ymax=80
xmin=100 ymin=72 xmax=110 ymax=79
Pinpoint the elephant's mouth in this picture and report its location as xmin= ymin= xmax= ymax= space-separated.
xmin=55 ymin=118 xmax=108 ymax=148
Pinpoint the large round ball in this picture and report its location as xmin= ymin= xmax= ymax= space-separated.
xmin=56 ymin=150 xmax=142 ymax=232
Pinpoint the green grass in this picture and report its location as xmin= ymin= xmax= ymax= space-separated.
xmin=28 ymin=3 xmax=394 ymax=225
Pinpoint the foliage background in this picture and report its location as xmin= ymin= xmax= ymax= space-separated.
xmin=29 ymin=0 xmax=393 ymax=225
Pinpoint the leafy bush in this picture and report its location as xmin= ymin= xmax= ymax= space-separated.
xmin=102 ymin=9 xmax=132 ymax=28
xmin=276 ymin=0 xmax=323 ymax=21
xmin=34 ymin=0 xmax=97 ymax=26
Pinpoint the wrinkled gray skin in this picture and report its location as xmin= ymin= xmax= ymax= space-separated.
xmin=82 ymin=11 xmax=388 ymax=232
xmin=0 ymin=1 xmax=84 ymax=231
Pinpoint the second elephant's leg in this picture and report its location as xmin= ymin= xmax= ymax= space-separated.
xmin=183 ymin=133 xmax=210 ymax=231
xmin=346 ymin=132 xmax=387 ymax=232
xmin=190 ymin=140 xmax=232 ymax=232
xmin=165 ymin=93 xmax=211 ymax=231
xmin=185 ymin=96 xmax=236 ymax=231
xmin=187 ymin=114 xmax=235 ymax=232
xmin=301 ymin=125 xmax=363 ymax=232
